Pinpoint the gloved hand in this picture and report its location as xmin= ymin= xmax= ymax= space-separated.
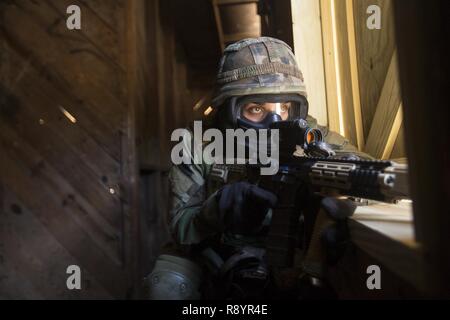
xmin=320 ymin=197 xmax=356 ymax=266
xmin=216 ymin=182 xmax=277 ymax=235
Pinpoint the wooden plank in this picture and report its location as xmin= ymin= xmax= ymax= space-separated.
xmin=124 ymin=0 xmax=147 ymax=298
xmin=328 ymin=244 xmax=422 ymax=298
xmin=0 ymin=32 xmax=122 ymax=162
xmin=332 ymin=0 xmax=358 ymax=146
xmin=154 ymin=0 xmax=176 ymax=166
xmin=394 ymin=0 xmax=450 ymax=297
xmin=269 ymin=0 xmax=294 ymax=49
xmin=139 ymin=172 xmax=171 ymax=279
xmin=28 ymin=0 xmax=125 ymax=76
xmin=0 ymin=138 xmax=127 ymax=297
xmin=154 ymin=0 xmax=168 ymax=167
xmin=353 ymin=0 xmax=397 ymax=140
xmin=291 ymin=0 xmax=328 ymax=126
xmin=1 ymin=2 xmax=126 ymax=121
xmin=137 ymin=0 xmax=192 ymax=168
xmin=78 ymin=0 xmax=124 ymax=34
xmin=381 ymin=104 xmax=403 ymax=159
xmin=321 ymin=0 xmax=367 ymax=148
xmin=0 ymin=0 xmax=141 ymax=299
xmin=364 ymin=52 xmax=402 ymax=158
xmin=160 ymin=0 xmax=177 ymax=141
xmin=217 ymin=3 xmax=261 ymax=44
xmin=390 ymin=123 xmax=406 ymax=159
xmin=345 ymin=0 xmax=364 ymax=150
xmin=0 ymin=88 xmax=123 ymax=231
xmin=136 ymin=0 xmax=162 ymax=168
xmin=0 ymin=259 xmax=45 ymax=299
xmin=0 ymin=125 xmax=122 ymax=266
xmin=44 ymin=0 xmax=125 ymax=73
xmin=1 ymin=38 xmax=121 ymax=163
xmin=0 ymin=190 xmax=112 ymax=299
xmin=353 ymin=201 xmax=414 ymax=237
xmin=350 ymin=201 xmax=424 ymax=291
xmin=0 ymin=33 xmax=124 ymax=230
xmin=320 ymin=0 xmax=341 ymax=134
xmin=212 ymin=0 xmax=226 ymax=52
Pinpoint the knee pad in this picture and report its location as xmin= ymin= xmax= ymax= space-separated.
xmin=144 ymin=254 xmax=202 ymax=300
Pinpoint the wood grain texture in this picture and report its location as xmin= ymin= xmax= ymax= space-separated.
xmin=390 ymin=124 xmax=406 ymax=159
xmin=332 ymin=0 xmax=359 ymax=147
xmin=320 ymin=0 xmax=341 ymax=134
xmin=212 ymin=0 xmax=226 ymax=52
xmin=320 ymin=0 xmax=400 ymax=152
xmin=349 ymin=218 xmax=425 ymax=293
xmin=350 ymin=201 xmax=424 ymax=292
xmin=381 ymin=104 xmax=403 ymax=159
xmin=320 ymin=0 xmax=361 ymax=146
xmin=328 ymin=242 xmax=423 ymax=299
xmin=364 ymin=52 xmax=402 ymax=158
xmin=291 ymin=0 xmax=328 ymax=126
xmin=353 ymin=0 xmax=396 ymax=140
xmin=394 ymin=0 xmax=450 ymax=296
xmin=0 ymin=190 xmax=112 ymax=299
xmin=0 ymin=0 xmax=140 ymax=298
xmin=345 ymin=0 xmax=364 ymax=150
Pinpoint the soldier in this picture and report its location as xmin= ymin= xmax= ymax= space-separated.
xmin=146 ymin=37 xmax=368 ymax=300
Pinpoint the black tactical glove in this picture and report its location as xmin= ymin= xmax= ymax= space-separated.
xmin=216 ymin=182 xmax=277 ymax=235
xmin=320 ymin=197 xmax=357 ymax=266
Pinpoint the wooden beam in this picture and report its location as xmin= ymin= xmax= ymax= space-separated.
xmin=320 ymin=0 xmax=361 ymax=147
xmin=332 ymin=0 xmax=360 ymax=147
xmin=0 ymin=126 xmax=127 ymax=297
xmin=345 ymin=0 xmax=365 ymax=150
xmin=364 ymin=51 xmax=402 ymax=158
xmin=125 ymin=0 xmax=145 ymax=298
xmin=353 ymin=0 xmax=397 ymax=141
xmin=382 ymin=104 xmax=403 ymax=159
xmin=349 ymin=201 xmax=425 ymax=292
xmin=320 ymin=0 xmax=341 ymax=134
xmin=212 ymin=0 xmax=226 ymax=52
xmin=394 ymin=0 xmax=450 ymax=297
xmin=0 ymin=189 xmax=113 ymax=298
xmin=390 ymin=124 xmax=407 ymax=160
xmin=291 ymin=0 xmax=328 ymax=126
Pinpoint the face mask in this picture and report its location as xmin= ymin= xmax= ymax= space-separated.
xmin=233 ymin=94 xmax=308 ymax=130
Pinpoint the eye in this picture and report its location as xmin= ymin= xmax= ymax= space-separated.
xmin=246 ymin=104 xmax=263 ymax=114
xmin=250 ymin=106 xmax=262 ymax=113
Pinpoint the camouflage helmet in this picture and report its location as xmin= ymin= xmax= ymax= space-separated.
xmin=211 ymin=37 xmax=307 ymax=108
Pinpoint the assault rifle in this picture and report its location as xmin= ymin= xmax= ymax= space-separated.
xmin=249 ymin=120 xmax=410 ymax=268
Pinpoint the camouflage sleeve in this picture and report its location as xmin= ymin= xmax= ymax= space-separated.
xmin=168 ymin=131 xmax=223 ymax=246
xmin=306 ymin=115 xmax=374 ymax=160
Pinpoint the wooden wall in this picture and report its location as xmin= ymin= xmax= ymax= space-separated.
xmin=136 ymin=0 xmax=222 ymax=281
xmin=0 ymin=0 xmax=140 ymax=299
xmin=353 ymin=0 xmax=405 ymax=160
xmin=0 ymin=0 xmax=217 ymax=299
xmin=393 ymin=0 xmax=450 ymax=297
